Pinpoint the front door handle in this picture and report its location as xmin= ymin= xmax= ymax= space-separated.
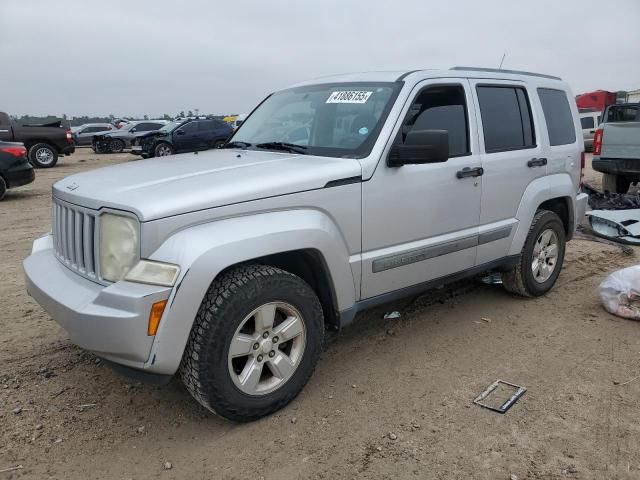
xmin=456 ymin=167 xmax=484 ymax=179
xmin=527 ymin=157 xmax=547 ymax=168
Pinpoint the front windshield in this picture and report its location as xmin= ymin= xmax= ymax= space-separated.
xmin=231 ymin=82 xmax=400 ymax=157
xmin=159 ymin=121 xmax=181 ymax=132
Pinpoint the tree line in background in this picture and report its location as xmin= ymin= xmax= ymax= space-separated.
xmin=10 ymin=110 xmax=235 ymax=127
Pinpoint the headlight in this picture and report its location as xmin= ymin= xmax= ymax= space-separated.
xmin=125 ymin=260 xmax=180 ymax=287
xmin=99 ymin=213 xmax=139 ymax=282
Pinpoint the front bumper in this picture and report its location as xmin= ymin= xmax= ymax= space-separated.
xmin=130 ymin=145 xmax=150 ymax=156
xmin=24 ymin=235 xmax=171 ymax=368
xmin=592 ymin=158 xmax=640 ymax=177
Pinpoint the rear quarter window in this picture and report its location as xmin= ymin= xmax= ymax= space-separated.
xmin=537 ymin=88 xmax=576 ymax=146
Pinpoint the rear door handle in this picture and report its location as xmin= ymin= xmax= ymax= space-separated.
xmin=456 ymin=167 xmax=484 ymax=179
xmin=527 ymin=157 xmax=547 ymax=168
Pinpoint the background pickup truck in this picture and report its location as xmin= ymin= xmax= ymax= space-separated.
xmin=0 ymin=111 xmax=74 ymax=168
xmin=592 ymin=103 xmax=640 ymax=193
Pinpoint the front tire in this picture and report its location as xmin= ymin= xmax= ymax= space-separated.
xmin=154 ymin=143 xmax=173 ymax=157
xmin=180 ymin=264 xmax=324 ymax=422
xmin=602 ymin=173 xmax=630 ymax=194
xmin=28 ymin=143 xmax=58 ymax=168
xmin=502 ymin=210 xmax=566 ymax=297
xmin=110 ymin=139 xmax=125 ymax=153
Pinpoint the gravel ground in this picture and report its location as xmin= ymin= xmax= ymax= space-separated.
xmin=1 ymin=151 xmax=640 ymax=479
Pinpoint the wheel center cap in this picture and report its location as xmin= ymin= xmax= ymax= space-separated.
xmin=261 ymin=339 xmax=273 ymax=354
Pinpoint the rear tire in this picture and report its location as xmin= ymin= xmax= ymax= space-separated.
xmin=28 ymin=143 xmax=58 ymax=168
xmin=602 ymin=173 xmax=630 ymax=194
xmin=180 ymin=264 xmax=324 ymax=422
xmin=502 ymin=210 xmax=566 ymax=297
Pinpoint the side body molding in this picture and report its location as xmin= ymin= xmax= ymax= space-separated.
xmin=144 ymin=209 xmax=357 ymax=375
xmin=508 ymin=173 xmax=577 ymax=256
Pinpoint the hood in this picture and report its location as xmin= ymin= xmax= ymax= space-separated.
xmin=53 ymin=149 xmax=362 ymax=221
xmin=132 ymin=130 xmax=162 ymax=139
xmin=137 ymin=130 xmax=166 ymax=140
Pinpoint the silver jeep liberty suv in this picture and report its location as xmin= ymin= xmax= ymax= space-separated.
xmin=25 ymin=67 xmax=588 ymax=421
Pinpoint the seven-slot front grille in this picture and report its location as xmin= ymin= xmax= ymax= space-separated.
xmin=52 ymin=197 xmax=99 ymax=281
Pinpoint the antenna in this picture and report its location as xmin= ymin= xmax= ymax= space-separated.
xmin=498 ymin=53 xmax=506 ymax=69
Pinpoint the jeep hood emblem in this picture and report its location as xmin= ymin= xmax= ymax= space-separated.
xmin=66 ymin=182 xmax=79 ymax=191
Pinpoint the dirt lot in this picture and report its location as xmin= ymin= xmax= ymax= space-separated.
xmin=1 ymin=150 xmax=640 ymax=479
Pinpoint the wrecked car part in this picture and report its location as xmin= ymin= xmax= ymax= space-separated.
xmin=583 ymin=183 xmax=640 ymax=210
xmin=473 ymin=380 xmax=526 ymax=414
xmin=586 ymin=209 xmax=640 ymax=245
xmin=574 ymin=226 xmax=634 ymax=255
xmin=600 ymin=265 xmax=640 ymax=321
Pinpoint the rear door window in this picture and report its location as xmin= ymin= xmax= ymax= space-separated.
xmin=537 ymin=88 xmax=576 ymax=146
xmin=581 ymin=117 xmax=594 ymax=129
xmin=605 ymin=106 xmax=639 ymax=122
xmin=198 ymin=120 xmax=216 ymax=131
xmin=476 ymin=86 xmax=536 ymax=153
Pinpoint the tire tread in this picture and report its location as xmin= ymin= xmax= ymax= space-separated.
xmin=180 ymin=264 xmax=323 ymax=422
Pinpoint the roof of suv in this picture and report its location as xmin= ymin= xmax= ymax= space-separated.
xmin=291 ymin=67 xmax=564 ymax=88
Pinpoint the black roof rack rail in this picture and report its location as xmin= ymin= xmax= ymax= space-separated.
xmin=450 ymin=66 xmax=561 ymax=81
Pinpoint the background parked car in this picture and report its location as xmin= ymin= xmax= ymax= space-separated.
xmin=72 ymin=123 xmax=115 ymax=146
xmin=592 ymin=103 xmax=640 ymax=193
xmin=580 ymin=111 xmax=601 ymax=151
xmin=0 ymin=141 xmax=35 ymax=200
xmin=131 ymin=118 xmax=232 ymax=158
xmin=92 ymin=120 xmax=168 ymax=153
xmin=0 ymin=111 xmax=74 ymax=168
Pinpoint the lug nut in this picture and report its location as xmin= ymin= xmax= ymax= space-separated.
xmin=257 ymin=355 xmax=263 ymax=362
xmin=269 ymin=350 xmax=275 ymax=358
xmin=262 ymin=332 xmax=269 ymax=339
xmin=253 ymin=343 xmax=260 ymax=350
xmin=272 ymin=336 xmax=279 ymax=343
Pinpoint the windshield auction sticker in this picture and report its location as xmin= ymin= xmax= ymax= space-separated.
xmin=326 ymin=91 xmax=373 ymax=104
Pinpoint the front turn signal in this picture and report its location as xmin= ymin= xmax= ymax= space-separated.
xmin=148 ymin=300 xmax=168 ymax=336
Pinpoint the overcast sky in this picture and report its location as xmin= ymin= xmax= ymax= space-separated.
xmin=1 ymin=0 xmax=639 ymax=118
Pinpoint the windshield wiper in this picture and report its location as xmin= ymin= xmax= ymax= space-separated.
xmin=255 ymin=142 xmax=308 ymax=154
xmin=222 ymin=141 xmax=252 ymax=149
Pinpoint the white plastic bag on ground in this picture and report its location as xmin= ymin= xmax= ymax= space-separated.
xmin=600 ymin=265 xmax=640 ymax=320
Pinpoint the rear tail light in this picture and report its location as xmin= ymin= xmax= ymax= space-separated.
xmin=1 ymin=146 xmax=27 ymax=158
xmin=580 ymin=151 xmax=585 ymax=186
xmin=593 ymin=128 xmax=603 ymax=156
xmin=66 ymin=130 xmax=73 ymax=143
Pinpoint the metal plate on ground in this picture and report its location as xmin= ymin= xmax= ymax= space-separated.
xmin=473 ymin=380 xmax=526 ymax=413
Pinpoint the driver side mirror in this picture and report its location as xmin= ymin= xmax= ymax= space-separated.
xmin=176 ymin=129 xmax=185 ymax=135
xmin=130 ymin=128 xmax=137 ymax=133
xmin=388 ymin=129 xmax=449 ymax=167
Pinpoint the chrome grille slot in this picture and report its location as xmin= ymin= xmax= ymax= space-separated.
xmin=52 ymin=197 xmax=99 ymax=282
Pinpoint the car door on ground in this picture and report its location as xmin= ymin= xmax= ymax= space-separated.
xmin=361 ymin=80 xmax=482 ymax=299
xmin=172 ymin=121 xmax=199 ymax=152
xmin=468 ymin=80 xmax=545 ymax=265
